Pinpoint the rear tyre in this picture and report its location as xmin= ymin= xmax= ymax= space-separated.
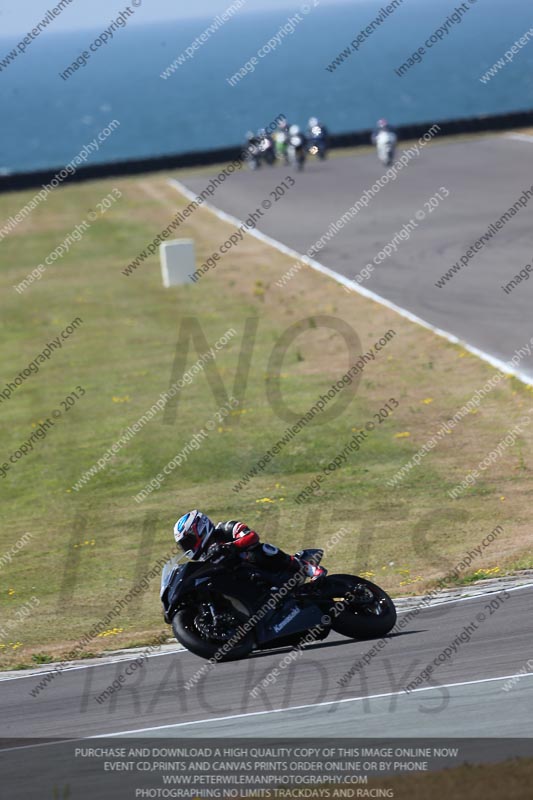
xmin=172 ymin=599 xmax=254 ymax=662
xmin=324 ymin=574 xmax=397 ymax=639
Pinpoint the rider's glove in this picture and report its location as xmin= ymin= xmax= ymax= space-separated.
xmin=207 ymin=542 xmax=235 ymax=558
xmin=207 ymin=543 xmax=232 ymax=559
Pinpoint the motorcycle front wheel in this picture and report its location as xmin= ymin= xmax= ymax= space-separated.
xmin=172 ymin=595 xmax=255 ymax=662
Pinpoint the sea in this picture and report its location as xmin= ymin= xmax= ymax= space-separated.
xmin=1 ymin=0 xmax=532 ymax=173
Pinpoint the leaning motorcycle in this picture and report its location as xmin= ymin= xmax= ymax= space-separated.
xmin=161 ymin=547 xmax=396 ymax=661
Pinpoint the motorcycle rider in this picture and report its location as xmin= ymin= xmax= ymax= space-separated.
xmin=257 ymin=127 xmax=276 ymax=165
xmin=273 ymin=118 xmax=290 ymax=164
xmin=372 ymin=118 xmax=398 ymax=167
xmin=257 ymin=127 xmax=273 ymax=144
xmin=288 ymin=124 xmax=307 ymax=169
xmin=244 ymin=129 xmax=260 ymax=152
xmin=243 ymin=129 xmax=262 ymax=169
xmin=307 ymin=117 xmax=328 ymax=159
xmin=307 ymin=116 xmax=329 ymax=138
xmin=289 ymin=124 xmax=307 ymax=145
xmin=371 ymin=118 xmax=396 ymax=144
xmin=174 ymin=509 xmax=326 ymax=583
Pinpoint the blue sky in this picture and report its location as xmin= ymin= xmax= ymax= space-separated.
xmin=0 ymin=0 xmax=355 ymax=36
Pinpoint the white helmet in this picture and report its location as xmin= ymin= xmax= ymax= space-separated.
xmin=308 ymin=117 xmax=319 ymax=128
xmin=289 ymin=124 xmax=300 ymax=136
xmin=174 ymin=510 xmax=214 ymax=559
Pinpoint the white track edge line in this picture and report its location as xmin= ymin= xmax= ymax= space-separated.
xmin=167 ymin=178 xmax=533 ymax=387
xmin=2 ymin=671 xmax=531 ymax=751
xmin=0 ymin=648 xmax=188 ymax=683
xmin=505 ymin=133 xmax=533 ymax=143
xmin=396 ymin=581 xmax=533 ymax=612
xmin=100 ymin=671 xmax=533 ymax=736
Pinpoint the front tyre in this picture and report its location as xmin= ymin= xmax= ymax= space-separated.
xmin=172 ymin=598 xmax=254 ymax=662
xmin=325 ymin=574 xmax=397 ymax=639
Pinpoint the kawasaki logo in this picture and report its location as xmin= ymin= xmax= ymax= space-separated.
xmin=273 ymin=607 xmax=299 ymax=633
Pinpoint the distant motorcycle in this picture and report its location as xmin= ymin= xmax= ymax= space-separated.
xmin=375 ymin=130 xmax=397 ymax=167
xmin=243 ymin=133 xmax=262 ymax=170
xmin=258 ymin=131 xmax=276 ymax=166
xmin=288 ymin=125 xmax=307 ymax=171
xmin=161 ymin=546 xmax=397 ymax=661
xmin=273 ymin=129 xmax=289 ymax=165
xmin=307 ymin=119 xmax=328 ymax=161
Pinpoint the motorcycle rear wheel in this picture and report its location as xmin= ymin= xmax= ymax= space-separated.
xmin=324 ymin=574 xmax=397 ymax=639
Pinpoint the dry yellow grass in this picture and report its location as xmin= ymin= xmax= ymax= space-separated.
xmin=363 ymin=756 xmax=533 ymax=799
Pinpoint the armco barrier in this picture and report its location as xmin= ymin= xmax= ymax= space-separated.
xmin=2 ymin=108 xmax=533 ymax=194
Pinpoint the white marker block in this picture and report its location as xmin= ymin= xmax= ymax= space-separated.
xmin=160 ymin=239 xmax=195 ymax=287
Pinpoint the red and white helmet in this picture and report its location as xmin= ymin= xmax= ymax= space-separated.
xmin=174 ymin=510 xmax=214 ymax=559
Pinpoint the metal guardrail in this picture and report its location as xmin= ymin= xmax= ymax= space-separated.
xmin=2 ymin=107 xmax=533 ymax=193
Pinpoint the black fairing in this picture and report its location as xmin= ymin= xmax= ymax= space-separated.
xmin=160 ymin=554 xmax=331 ymax=644
xmin=160 ymin=557 xmax=241 ymax=622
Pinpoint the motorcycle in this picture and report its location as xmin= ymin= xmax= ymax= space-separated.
xmin=288 ymin=130 xmax=306 ymax=171
xmin=243 ymin=139 xmax=262 ymax=170
xmin=308 ymin=124 xmax=328 ymax=161
xmin=375 ymin=130 xmax=397 ymax=167
xmin=273 ymin=130 xmax=289 ymax=165
xmin=258 ymin=134 xmax=276 ymax=166
xmin=161 ymin=546 xmax=397 ymax=661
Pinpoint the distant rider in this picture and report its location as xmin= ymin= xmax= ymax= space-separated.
xmin=273 ymin=118 xmax=290 ymax=164
xmin=307 ymin=116 xmax=329 ymax=138
xmin=371 ymin=118 xmax=396 ymax=144
xmin=174 ymin=510 xmax=326 ymax=583
xmin=307 ymin=117 xmax=329 ymax=159
xmin=244 ymin=129 xmax=260 ymax=152
xmin=289 ymin=124 xmax=307 ymax=147
xmin=257 ymin=127 xmax=276 ymax=164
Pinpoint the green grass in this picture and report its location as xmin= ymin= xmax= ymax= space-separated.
xmin=1 ymin=167 xmax=533 ymax=668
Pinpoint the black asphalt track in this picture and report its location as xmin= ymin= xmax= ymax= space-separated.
xmin=1 ymin=586 xmax=531 ymax=739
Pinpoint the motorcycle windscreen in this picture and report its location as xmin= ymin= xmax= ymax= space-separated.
xmin=298 ymin=548 xmax=324 ymax=565
xmin=160 ymin=554 xmax=187 ymax=598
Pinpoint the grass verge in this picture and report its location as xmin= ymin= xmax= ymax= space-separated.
xmin=361 ymin=756 xmax=533 ymax=799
